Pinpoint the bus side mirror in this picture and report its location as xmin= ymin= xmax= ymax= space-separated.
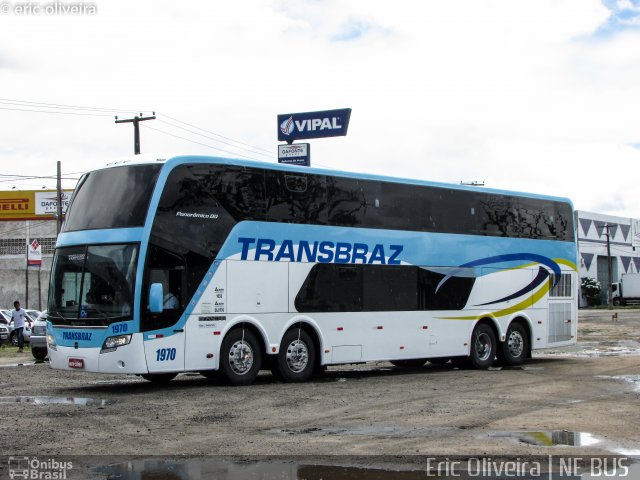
xmin=149 ymin=283 xmax=164 ymax=313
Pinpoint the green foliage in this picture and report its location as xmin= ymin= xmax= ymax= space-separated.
xmin=581 ymin=277 xmax=602 ymax=306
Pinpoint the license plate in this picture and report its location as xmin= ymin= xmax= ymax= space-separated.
xmin=68 ymin=358 xmax=84 ymax=369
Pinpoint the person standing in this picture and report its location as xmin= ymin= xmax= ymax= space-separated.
xmin=11 ymin=300 xmax=27 ymax=353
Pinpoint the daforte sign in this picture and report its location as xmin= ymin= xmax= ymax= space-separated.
xmin=278 ymin=143 xmax=310 ymax=167
xmin=278 ymin=108 xmax=351 ymax=142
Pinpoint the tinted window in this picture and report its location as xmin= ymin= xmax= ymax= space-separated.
xmin=295 ymin=264 xmax=475 ymax=312
xmin=266 ymin=171 xmax=327 ymax=224
xmin=63 ymin=164 xmax=162 ymax=232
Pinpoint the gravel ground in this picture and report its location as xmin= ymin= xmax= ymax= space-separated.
xmin=0 ymin=309 xmax=638 ymax=476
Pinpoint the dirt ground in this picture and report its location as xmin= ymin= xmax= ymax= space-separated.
xmin=0 ymin=310 xmax=638 ymax=467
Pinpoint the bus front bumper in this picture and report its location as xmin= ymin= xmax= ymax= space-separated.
xmin=48 ymin=334 xmax=148 ymax=374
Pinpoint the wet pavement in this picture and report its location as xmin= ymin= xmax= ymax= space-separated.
xmin=0 ymin=395 xmax=113 ymax=406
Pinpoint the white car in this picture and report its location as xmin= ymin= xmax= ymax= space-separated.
xmin=0 ymin=309 xmax=33 ymax=346
xmin=30 ymin=311 xmax=48 ymax=361
xmin=0 ymin=322 xmax=8 ymax=344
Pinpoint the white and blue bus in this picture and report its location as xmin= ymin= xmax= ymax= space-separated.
xmin=46 ymin=156 xmax=577 ymax=385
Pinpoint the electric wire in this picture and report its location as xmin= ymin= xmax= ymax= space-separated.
xmin=141 ymin=124 xmax=266 ymax=162
xmin=0 ymin=98 xmax=145 ymax=114
xmin=156 ymin=118 xmax=275 ymax=159
xmin=158 ymin=113 xmax=274 ymax=156
xmin=0 ymin=98 xmax=277 ymax=163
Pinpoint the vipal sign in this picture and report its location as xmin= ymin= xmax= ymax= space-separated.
xmin=277 ymin=108 xmax=351 ymax=142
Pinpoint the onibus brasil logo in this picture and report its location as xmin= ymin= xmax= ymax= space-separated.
xmin=8 ymin=457 xmax=72 ymax=479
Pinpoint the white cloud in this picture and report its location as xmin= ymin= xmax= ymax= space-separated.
xmin=0 ymin=0 xmax=639 ymax=218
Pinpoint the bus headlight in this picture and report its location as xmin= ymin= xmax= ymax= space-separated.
xmin=47 ymin=333 xmax=57 ymax=351
xmin=102 ymin=334 xmax=132 ymax=351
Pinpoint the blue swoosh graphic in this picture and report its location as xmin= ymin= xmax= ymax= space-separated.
xmin=435 ymin=253 xmax=562 ymax=293
xmin=475 ymin=266 xmax=550 ymax=306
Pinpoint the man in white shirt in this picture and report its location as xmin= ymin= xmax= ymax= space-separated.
xmin=11 ymin=300 xmax=27 ymax=353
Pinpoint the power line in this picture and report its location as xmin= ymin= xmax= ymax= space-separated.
xmin=0 ymin=98 xmax=144 ymax=114
xmin=0 ymin=97 xmax=281 ymax=164
xmin=0 ymin=220 xmax=55 ymax=238
xmin=141 ymin=124 xmax=267 ymax=161
xmin=157 ymin=113 xmax=274 ymax=156
xmin=0 ymin=174 xmax=80 ymax=181
xmin=156 ymin=118 xmax=275 ymax=159
xmin=0 ymin=106 xmax=114 ymax=117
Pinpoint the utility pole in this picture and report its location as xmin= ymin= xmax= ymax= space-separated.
xmin=25 ymin=220 xmax=29 ymax=309
xmin=115 ymin=113 xmax=156 ymax=155
xmin=604 ymin=224 xmax=614 ymax=310
xmin=56 ymin=160 xmax=63 ymax=234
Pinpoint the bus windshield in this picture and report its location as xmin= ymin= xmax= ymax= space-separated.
xmin=48 ymin=244 xmax=138 ymax=325
xmin=63 ymin=164 xmax=162 ymax=232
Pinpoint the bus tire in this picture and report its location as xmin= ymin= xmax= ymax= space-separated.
xmin=142 ymin=373 xmax=177 ymax=383
xmin=220 ymin=328 xmax=262 ymax=386
xmin=469 ymin=323 xmax=496 ymax=369
xmin=499 ymin=322 xmax=528 ymax=366
xmin=271 ymin=328 xmax=316 ymax=383
xmin=390 ymin=359 xmax=427 ymax=368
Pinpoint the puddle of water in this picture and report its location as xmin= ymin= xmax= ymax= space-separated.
xmin=96 ymin=458 xmax=640 ymax=480
xmin=88 ymin=378 xmax=142 ymax=385
xmin=541 ymin=340 xmax=640 ymax=358
xmin=0 ymin=361 xmax=36 ymax=367
xmin=596 ymin=375 xmax=640 ymax=393
xmin=273 ymin=425 xmax=452 ymax=438
xmin=489 ymin=430 xmax=600 ymax=447
xmin=0 ymin=396 xmax=113 ymax=406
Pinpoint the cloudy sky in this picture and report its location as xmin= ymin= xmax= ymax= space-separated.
xmin=1 ymin=0 xmax=640 ymax=218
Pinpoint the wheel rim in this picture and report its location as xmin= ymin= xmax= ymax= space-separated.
xmin=229 ymin=340 xmax=254 ymax=376
xmin=475 ymin=332 xmax=493 ymax=362
xmin=285 ymin=339 xmax=309 ymax=373
xmin=507 ymin=330 xmax=524 ymax=358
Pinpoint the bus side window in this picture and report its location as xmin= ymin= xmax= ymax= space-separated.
xmin=141 ymin=245 xmax=186 ymax=331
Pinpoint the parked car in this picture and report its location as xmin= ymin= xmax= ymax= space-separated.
xmin=30 ymin=311 xmax=48 ymax=360
xmin=25 ymin=309 xmax=41 ymax=322
xmin=0 ymin=322 xmax=8 ymax=344
xmin=0 ymin=309 xmax=33 ymax=346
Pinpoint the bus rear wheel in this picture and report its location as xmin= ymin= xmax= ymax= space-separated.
xmin=498 ymin=322 xmax=528 ymax=366
xmin=271 ymin=328 xmax=316 ymax=383
xmin=390 ymin=359 xmax=427 ymax=368
xmin=220 ymin=328 xmax=262 ymax=386
xmin=469 ymin=323 xmax=496 ymax=369
xmin=141 ymin=373 xmax=177 ymax=383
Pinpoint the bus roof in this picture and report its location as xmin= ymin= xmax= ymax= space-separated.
xmin=96 ymin=154 xmax=574 ymax=207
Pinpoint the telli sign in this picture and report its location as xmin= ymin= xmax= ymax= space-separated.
xmin=277 ymin=108 xmax=351 ymax=141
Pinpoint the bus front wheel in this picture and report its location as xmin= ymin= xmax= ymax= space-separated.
xmin=271 ymin=328 xmax=316 ymax=383
xmin=220 ymin=328 xmax=262 ymax=386
xmin=469 ymin=323 xmax=496 ymax=369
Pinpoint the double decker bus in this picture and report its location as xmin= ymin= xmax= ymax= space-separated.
xmin=46 ymin=155 xmax=577 ymax=385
